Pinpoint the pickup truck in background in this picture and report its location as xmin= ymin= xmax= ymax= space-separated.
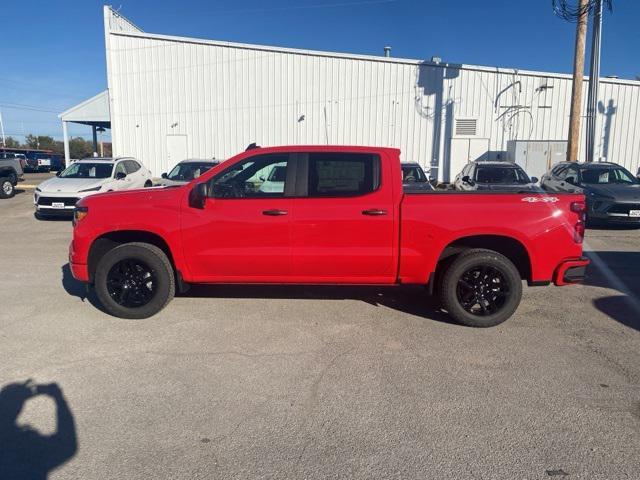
xmin=0 ymin=152 xmax=25 ymax=198
xmin=69 ymin=146 xmax=589 ymax=327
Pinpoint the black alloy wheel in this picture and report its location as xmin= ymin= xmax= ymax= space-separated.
xmin=106 ymin=258 xmax=158 ymax=308
xmin=439 ymin=248 xmax=522 ymax=327
xmin=456 ymin=265 xmax=509 ymax=316
xmin=94 ymin=242 xmax=175 ymax=319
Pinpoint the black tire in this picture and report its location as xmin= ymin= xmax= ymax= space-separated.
xmin=439 ymin=248 xmax=522 ymax=328
xmin=94 ymin=242 xmax=175 ymax=319
xmin=144 ymin=180 xmax=152 ymax=188
xmin=7 ymin=172 xmax=17 ymax=185
xmin=0 ymin=177 xmax=15 ymax=199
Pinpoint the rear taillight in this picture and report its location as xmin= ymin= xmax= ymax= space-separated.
xmin=571 ymin=201 xmax=586 ymax=243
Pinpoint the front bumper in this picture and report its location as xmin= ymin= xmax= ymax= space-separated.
xmin=553 ymin=257 xmax=590 ymax=286
xmin=69 ymin=241 xmax=89 ymax=282
xmin=34 ymin=191 xmax=96 ymax=215
xmin=588 ymin=199 xmax=640 ymax=223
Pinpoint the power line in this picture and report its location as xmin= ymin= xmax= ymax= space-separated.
xmin=0 ymin=102 xmax=61 ymax=114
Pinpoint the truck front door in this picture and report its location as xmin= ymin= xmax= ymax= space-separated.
xmin=180 ymin=153 xmax=294 ymax=281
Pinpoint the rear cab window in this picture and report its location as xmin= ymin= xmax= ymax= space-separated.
xmin=306 ymin=153 xmax=380 ymax=197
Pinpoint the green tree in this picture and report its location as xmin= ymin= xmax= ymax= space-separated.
xmin=25 ymin=134 xmax=58 ymax=151
xmin=68 ymin=137 xmax=95 ymax=159
xmin=3 ymin=137 xmax=21 ymax=148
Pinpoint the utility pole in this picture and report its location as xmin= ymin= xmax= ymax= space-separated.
xmin=0 ymin=109 xmax=5 ymax=147
xmin=567 ymin=0 xmax=589 ymax=162
xmin=585 ymin=0 xmax=603 ymax=162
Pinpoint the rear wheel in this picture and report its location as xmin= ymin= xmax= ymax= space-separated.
xmin=94 ymin=242 xmax=175 ymax=319
xmin=144 ymin=180 xmax=153 ymax=188
xmin=439 ymin=248 xmax=522 ymax=327
xmin=0 ymin=177 xmax=15 ymax=198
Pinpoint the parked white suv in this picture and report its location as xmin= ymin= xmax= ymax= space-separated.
xmin=34 ymin=157 xmax=152 ymax=217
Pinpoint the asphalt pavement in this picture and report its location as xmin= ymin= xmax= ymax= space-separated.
xmin=1 ymin=174 xmax=639 ymax=479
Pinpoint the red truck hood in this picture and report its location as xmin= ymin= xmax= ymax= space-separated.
xmin=77 ymin=185 xmax=183 ymax=209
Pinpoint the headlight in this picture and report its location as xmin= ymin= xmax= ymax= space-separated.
xmin=73 ymin=206 xmax=88 ymax=225
xmin=78 ymin=186 xmax=102 ymax=193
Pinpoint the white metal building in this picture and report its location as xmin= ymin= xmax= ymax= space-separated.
xmin=61 ymin=6 xmax=640 ymax=181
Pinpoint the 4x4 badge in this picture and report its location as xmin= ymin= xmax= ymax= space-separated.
xmin=521 ymin=196 xmax=559 ymax=203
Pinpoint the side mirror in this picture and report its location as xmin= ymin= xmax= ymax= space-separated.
xmin=259 ymin=176 xmax=265 ymax=182
xmin=189 ymin=182 xmax=208 ymax=209
xmin=161 ymin=173 xmax=168 ymax=179
xmin=462 ymin=175 xmax=475 ymax=186
xmin=115 ymin=171 xmax=127 ymax=180
xmin=56 ymin=171 xmax=62 ymax=177
xmin=530 ymin=176 xmax=539 ymax=183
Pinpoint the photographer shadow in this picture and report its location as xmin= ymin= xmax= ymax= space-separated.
xmin=0 ymin=380 xmax=77 ymax=479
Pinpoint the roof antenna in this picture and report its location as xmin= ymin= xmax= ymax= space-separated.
xmin=245 ymin=142 xmax=260 ymax=151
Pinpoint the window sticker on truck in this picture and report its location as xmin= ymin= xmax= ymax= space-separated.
xmin=521 ymin=196 xmax=559 ymax=203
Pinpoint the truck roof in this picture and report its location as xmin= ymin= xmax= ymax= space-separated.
xmin=239 ymin=145 xmax=401 ymax=155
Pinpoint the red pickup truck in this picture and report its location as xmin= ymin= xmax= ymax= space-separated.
xmin=69 ymin=146 xmax=589 ymax=327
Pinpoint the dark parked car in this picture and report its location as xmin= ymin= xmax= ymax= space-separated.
xmin=540 ymin=161 xmax=640 ymax=224
xmin=454 ymin=161 xmax=539 ymax=192
xmin=157 ymin=159 xmax=221 ymax=186
xmin=401 ymin=162 xmax=432 ymax=191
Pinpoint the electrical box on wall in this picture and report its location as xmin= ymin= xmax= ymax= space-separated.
xmin=506 ymin=140 xmax=567 ymax=180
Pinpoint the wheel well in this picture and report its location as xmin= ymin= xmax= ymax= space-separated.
xmin=87 ymin=231 xmax=175 ymax=282
xmin=436 ymin=235 xmax=532 ymax=282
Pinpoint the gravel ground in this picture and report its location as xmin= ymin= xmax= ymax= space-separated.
xmin=1 ymin=174 xmax=639 ymax=479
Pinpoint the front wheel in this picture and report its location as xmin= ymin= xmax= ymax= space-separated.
xmin=94 ymin=242 xmax=175 ymax=319
xmin=0 ymin=177 xmax=15 ymax=198
xmin=439 ymin=249 xmax=522 ymax=327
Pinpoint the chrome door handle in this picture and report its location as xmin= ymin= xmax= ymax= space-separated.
xmin=262 ymin=209 xmax=288 ymax=216
xmin=362 ymin=209 xmax=387 ymax=216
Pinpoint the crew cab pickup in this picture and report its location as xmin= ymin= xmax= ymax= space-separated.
xmin=69 ymin=146 xmax=589 ymax=327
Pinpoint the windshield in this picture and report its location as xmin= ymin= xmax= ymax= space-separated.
xmin=580 ymin=167 xmax=637 ymax=185
xmin=167 ymin=163 xmax=215 ymax=181
xmin=402 ymin=165 xmax=427 ymax=183
xmin=476 ymin=166 xmax=530 ymax=184
xmin=59 ymin=162 xmax=113 ymax=179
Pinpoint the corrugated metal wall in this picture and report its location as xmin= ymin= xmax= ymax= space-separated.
xmin=104 ymin=7 xmax=640 ymax=180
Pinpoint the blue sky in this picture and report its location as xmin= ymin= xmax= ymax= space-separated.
xmin=1 ymin=0 xmax=638 ymax=142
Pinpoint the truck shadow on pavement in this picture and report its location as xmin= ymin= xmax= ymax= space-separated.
xmin=185 ymin=284 xmax=459 ymax=325
xmin=0 ymin=380 xmax=77 ymax=480
xmin=61 ymin=263 xmax=458 ymax=325
xmin=584 ymin=250 xmax=640 ymax=332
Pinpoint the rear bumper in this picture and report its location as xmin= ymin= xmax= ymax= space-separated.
xmin=553 ymin=257 xmax=590 ymax=286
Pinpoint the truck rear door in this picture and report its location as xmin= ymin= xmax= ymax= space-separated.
xmin=290 ymin=151 xmax=397 ymax=283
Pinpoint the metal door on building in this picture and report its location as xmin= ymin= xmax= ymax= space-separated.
xmin=449 ymin=138 xmax=489 ymax=181
xmin=166 ymin=135 xmax=188 ymax=172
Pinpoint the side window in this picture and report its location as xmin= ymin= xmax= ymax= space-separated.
xmin=124 ymin=160 xmax=141 ymax=174
xmin=307 ymin=153 xmax=380 ymax=197
xmin=554 ymin=165 xmax=569 ymax=180
xmin=208 ymin=154 xmax=289 ymax=199
xmin=565 ymin=166 xmax=579 ymax=184
xmin=114 ymin=162 xmax=127 ymax=177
